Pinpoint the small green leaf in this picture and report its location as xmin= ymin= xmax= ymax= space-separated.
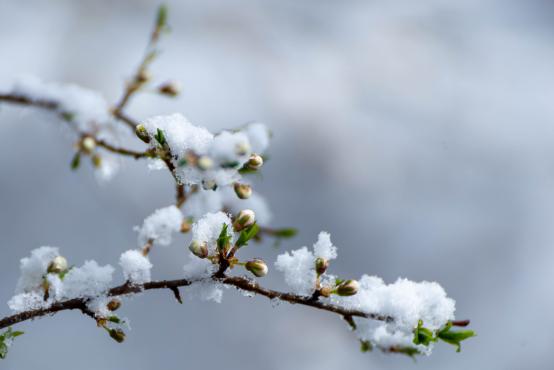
xmin=437 ymin=322 xmax=476 ymax=352
xmin=61 ymin=112 xmax=75 ymax=122
xmin=236 ymin=223 xmax=260 ymax=248
xmin=108 ymin=316 xmax=121 ymax=324
xmin=220 ymin=161 xmax=240 ymax=169
xmin=272 ymin=228 xmax=297 ymax=238
xmin=177 ymin=158 xmax=188 ymax=167
xmin=154 ymin=128 xmax=166 ymax=146
xmin=217 ymin=223 xmax=232 ymax=252
xmin=0 ymin=342 xmax=7 ymax=359
xmin=360 ymin=340 xmax=372 ymax=353
xmin=156 ymin=4 xmax=168 ymax=29
xmin=413 ymin=320 xmax=436 ymax=346
xmin=393 ymin=346 xmax=420 ymax=358
xmin=70 ymin=152 xmax=81 ymax=170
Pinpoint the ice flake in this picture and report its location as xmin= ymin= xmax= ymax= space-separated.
xmin=61 ymin=260 xmax=114 ymax=299
xmin=274 ymin=246 xmax=317 ymax=296
xmin=119 ymin=250 xmax=153 ymax=284
xmin=135 ymin=205 xmax=183 ymax=247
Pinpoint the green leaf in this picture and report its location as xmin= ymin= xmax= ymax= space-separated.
xmin=154 ymin=128 xmax=166 ymax=146
xmin=393 ymin=346 xmax=420 ymax=358
xmin=437 ymin=322 xmax=476 ymax=352
xmin=413 ymin=320 xmax=436 ymax=346
xmin=61 ymin=112 xmax=75 ymax=122
xmin=236 ymin=223 xmax=260 ymax=248
xmin=108 ymin=315 xmax=121 ymax=324
xmin=0 ymin=328 xmax=24 ymax=360
xmin=0 ymin=342 xmax=7 ymax=359
xmin=156 ymin=4 xmax=168 ymax=29
xmin=217 ymin=223 xmax=232 ymax=252
xmin=70 ymin=152 xmax=81 ymax=170
xmin=360 ymin=340 xmax=372 ymax=353
xmin=220 ymin=161 xmax=240 ymax=169
xmin=272 ymin=228 xmax=297 ymax=238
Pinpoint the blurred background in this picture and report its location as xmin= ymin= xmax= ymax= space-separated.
xmin=1 ymin=0 xmax=553 ymax=369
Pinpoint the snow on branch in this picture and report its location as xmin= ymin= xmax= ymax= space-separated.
xmin=0 ymin=4 xmax=474 ymax=361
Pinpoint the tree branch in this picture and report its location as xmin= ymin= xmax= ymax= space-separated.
xmin=0 ymin=275 xmax=392 ymax=331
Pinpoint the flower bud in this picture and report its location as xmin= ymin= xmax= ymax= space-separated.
xmin=234 ymin=183 xmax=252 ymax=199
xmin=197 ymin=156 xmax=214 ymax=171
xmin=245 ymin=259 xmax=268 ymax=277
xmin=81 ymin=137 xmax=96 ymax=154
xmin=247 ymin=154 xmax=263 ymax=170
xmin=320 ymin=286 xmax=333 ymax=298
xmin=109 ymin=328 xmax=126 ymax=343
xmin=136 ymin=69 xmax=152 ymax=84
xmin=47 ymin=256 xmax=68 ymax=274
xmin=336 ymin=279 xmax=359 ymax=297
xmin=158 ymin=80 xmax=181 ymax=97
xmin=189 ymin=240 xmax=209 ymax=259
xmin=180 ymin=220 xmax=192 ymax=233
xmin=315 ymin=257 xmax=329 ymax=275
xmin=233 ymin=209 xmax=256 ymax=231
xmin=91 ymin=154 xmax=102 ymax=168
xmin=107 ymin=299 xmax=122 ymax=312
xmin=135 ymin=124 xmax=151 ymax=143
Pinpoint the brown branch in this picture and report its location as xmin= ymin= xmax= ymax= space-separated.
xmin=0 ymin=275 xmax=392 ymax=331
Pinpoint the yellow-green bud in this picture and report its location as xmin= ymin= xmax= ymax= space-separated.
xmin=135 ymin=124 xmax=151 ymax=143
xmin=197 ymin=156 xmax=214 ymax=171
xmin=336 ymin=279 xmax=359 ymax=296
xmin=315 ymin=257 xmax=329 ymax=275
xmin=233 ymin=209 xmax=256 ymax=231
xmin=245 ymin=259 xmax=268 ymax=277
xmin=107 ymin=299 xmax=122 ymax=312
xmin=189 ymin=240 xmax=209 ymax=259
xmin=247 ymin=154 xmax=263 ymax=170
xmin=109 ymin=328 xmax=126 ymax=343
xmin=91 ymin=154 xmax=102 ymax=168
xmin=180 ymin=220 xmax=192 ymax=233
xmin=158 ymin=80 xmax=181 ymax=97
xmin=47 ymin=256 xmax=68 ymax=274
xmin=81 ymin=137 xmax=96 ymax=154
xmin=234 ymin=183 xmax=252 ymax=199
xmin=320 ymin=286 xmax=333 ymax=298
xmin=136 ymin=69 xmax=152 ymax=84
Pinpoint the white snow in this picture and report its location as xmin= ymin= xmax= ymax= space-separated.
xmin=61 ymin=260 xmax=114 ymax=299
xmin=135 ymin=205 xmax=183 ymax=247
xmin=274 ymin=232 xmax=337 ymax=295
xmin=15 ymin=246 xmax=59 ymax=293
xmin=119 ymin=250 xmax=152 ymax=284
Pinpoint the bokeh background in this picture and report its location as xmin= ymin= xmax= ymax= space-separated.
xmin=1 ymin=0 xmax=553 ymax=369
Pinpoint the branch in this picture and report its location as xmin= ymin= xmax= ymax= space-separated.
xmin=0 ymin=275 xmax=391 ymax=331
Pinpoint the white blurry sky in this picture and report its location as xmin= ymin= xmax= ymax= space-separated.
xmin=1 ymin=0 xmax=554 ymax=369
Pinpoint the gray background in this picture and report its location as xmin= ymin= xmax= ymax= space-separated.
xmin=1 ymin=0 xmax=553 ymax=369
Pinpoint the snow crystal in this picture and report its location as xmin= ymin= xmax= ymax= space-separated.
xmin=141 ymin=113 xmax=214 ymax=156
xmin=87 ymin=296 xmax=111 ymax=318
xmin=15 ymin=246 xmax=59 ymax=293
xmin=185 ymin=281 xmax=224 ymax=303
xmin=312 ymin=231 xmax=337 ymax=260
xmin=119 ymin=250 xmax=152 ymax=284
xmin=183 ymin=256 xmax=215 ymax=280
xmin=274 ymin=232 xmax=337 ymax=296
xmin=61 ymin=260 xmax=114 ymax=299
xmin=7 ymin=292 xmax=47 ymax=313
xmin=191 ymin=211 xmax=233 ymax=252
xmin=275 ymin=247 xmax=317 ymax=296
xmin=135 ymin=205 xmax=183 ymax=247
